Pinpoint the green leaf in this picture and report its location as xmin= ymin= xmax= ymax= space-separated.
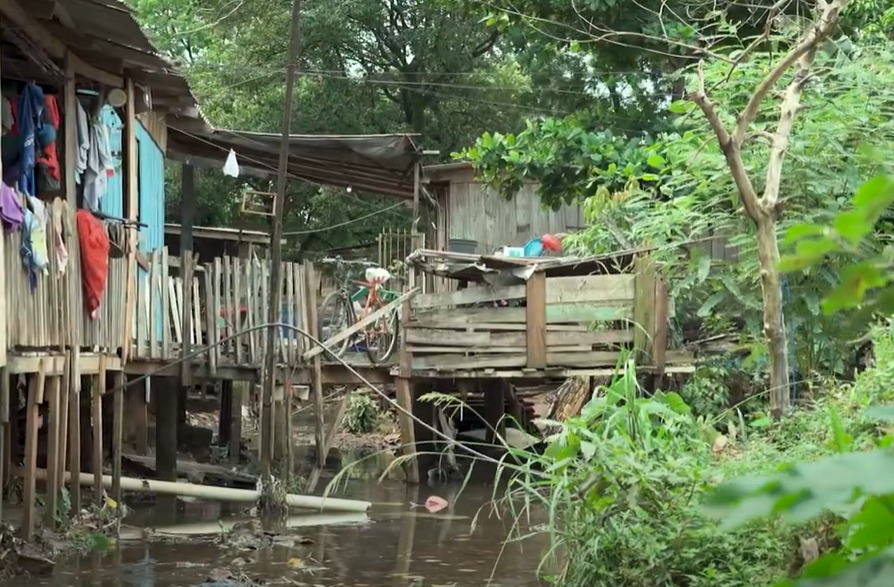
xmin=835 ymin=209 xmax=874 ymax=245
xmin=823 ymin=262 xmax=887 ymax=313
xmin=647 ymin=153 xmax=666 ymax=168
xmin=852 ymin=175 xmax=894 ymax=223
xmin=697 ymin=291 xmax=725 ymax=317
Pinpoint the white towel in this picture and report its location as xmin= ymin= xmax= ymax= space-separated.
xmin=83 ymin=121 xmax=115 ymax=211
xmin=75 ymin=100 xmax=90 ymax=183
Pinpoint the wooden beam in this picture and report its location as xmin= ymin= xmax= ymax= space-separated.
xmin=92 ymin=358 xmax=106 ymax=505
xmin=304 ymin=265 xmax=325 ymax=468
xmin=112 ymin=372 xmax=124 ymax=507
xmin=180 ymin=163 xmax=196 ymax=386
xmin=44 ymin=375 xmax=62 ymax=528
xmin=22 ymin=361 xmax=47 ymax=539
xmin=303 ymin=288 xmax=419 ymax=361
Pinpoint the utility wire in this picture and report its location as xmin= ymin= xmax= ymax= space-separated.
xmin=281 ymin=202 xmax=407 ymax=236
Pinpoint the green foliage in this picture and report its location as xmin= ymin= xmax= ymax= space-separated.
xmin=343 ymin=393 xmax=381 ymax=435
xmin=500 ymin=360 xmax=796 ymax=586
xmin=704 ymin=174 xmax=894 ymax=585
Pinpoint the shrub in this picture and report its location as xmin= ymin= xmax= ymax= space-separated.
xmin=344 ymin=393 xmax=380 ymax=434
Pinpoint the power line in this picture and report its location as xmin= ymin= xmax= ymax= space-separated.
xmin=281 ymin=202 xmax=407 ymax=236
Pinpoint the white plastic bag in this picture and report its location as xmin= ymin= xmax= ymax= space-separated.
xmin=223 ymin=148 xmax=240 ymax=177
xmin=365 ymin=267 xmax=391 ymax=284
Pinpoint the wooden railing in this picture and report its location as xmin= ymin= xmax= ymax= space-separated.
xmin=2 ymin=206 xmax=128 ymax=354
xmin=402 ymin=257 xmax=669 ymax=374
xmin=131 ymin=250 xmax=310 ymax=367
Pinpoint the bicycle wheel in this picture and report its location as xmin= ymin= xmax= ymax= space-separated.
xmin=364 ymin=302 xmax=399 ymax=364
xmin=318 ymin=290 xmax=353 ymax=358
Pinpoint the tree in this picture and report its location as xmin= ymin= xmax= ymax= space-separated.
xmin=687 ymin=0 xmax=848 ymax=416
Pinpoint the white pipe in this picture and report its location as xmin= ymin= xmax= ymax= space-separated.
xmin=149 ymin=512 xmax=367 ymax=536
xmin=31 ymin=469 xmax=371 ymax=513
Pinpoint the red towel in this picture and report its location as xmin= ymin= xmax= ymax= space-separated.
xmin=76 ymin=210 xmax=109 ymax=318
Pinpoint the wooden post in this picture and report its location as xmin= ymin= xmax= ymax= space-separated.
xmin=22 ymin=363 xmax=47 ymax=539
xmin=0 ymin=367 xmax=7 ymax=522
xmin=92 ymin=359 xmax=106 ymax=505
xmin=261 ymin=0 xmax=305 ymax=482
xmin=525 ymin=271 xmax=547 ymax=369
xmin=632 ymin=256 xmax=658 ymax=365
xmin=180 ymin=163 xmax=195 ymax=387
xmin=125 ymin=378 xmax=149 ymax=455
xmin=395 ymin=378 xmax=419 ymax=484
xmin=45 ymin=375 xmax=62 ymax=527
xmin=156 ymin=377 xmax=178 ymax=483
xmin=304 ymin=265 xmax=325 ymax=468
xmin=64 ymin=51 xmax=82 ymax=514
xmin=484 ymin=380 xmax=506 ymax=444
xmin=652 ymin=276 xmax=669 ymax=389
xmin=229 ymin=382 xmax=244 ymax=466
xmin=112 ymin=372 xmax=124 ymax=507
xmin=122 ymin=77 xmax=138 ymax=362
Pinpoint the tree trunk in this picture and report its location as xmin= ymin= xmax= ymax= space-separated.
xmin=755 ymin=215 xmax=790 ymax=418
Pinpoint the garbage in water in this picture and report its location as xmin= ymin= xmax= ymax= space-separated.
xmin=423 ymin=495 xmax=449 ymax=513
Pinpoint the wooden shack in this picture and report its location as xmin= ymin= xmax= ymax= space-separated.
xmin=424 ymin=162 xmax=587 ymax=254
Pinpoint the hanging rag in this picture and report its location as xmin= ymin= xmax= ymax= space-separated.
xmin=74 ymin=99 xmax=89 ymax=183
xmin=51 ymin=197 xmax=69 ymax=275
xmin=16 ymin=83 xmax=46 ymax=196
xmin=0 ymin=182 xmax=23 ymax=231
xmin=27 ymin=195 xmax=50 ymax=269
xmin=83 ymin=121 xmax=114 ymax=211
xmin=76 ymin=209 xmax=110 ymax=319
xmin=36 ymin=95 xmax=61 ymax=193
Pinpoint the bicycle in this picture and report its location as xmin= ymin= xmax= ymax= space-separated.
xmin=317 ymin=256 xmax=401 ymax=364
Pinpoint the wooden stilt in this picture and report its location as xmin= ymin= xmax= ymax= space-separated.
xmin=68 ymin=351 xmax=82 ymax=514
xmin=156 ymin=378 xmax=178 ymax=482
xmin=58 ymin=358 xmax=70 ymax=502
xmin=484 ymin=380 xmax=506 ymax=444
xmin=112 ymin=372 xmax=124 ymax=508
xmin=45 ymin=376 xmax=62 ymax=527
xmin=395 ymin=378 xmax=419 ymax=484
xmin=92 ymin=357 xmax=106 ymax=505
xmin=0 ymin=367 xmax=8 ymax=523
xmin=129 ymin=377 xmax=148 ymax=455
xmin=22 ymin=363 xmax=47 ymax=539
xmin=229 ymin=382 xmax=244 ymax=466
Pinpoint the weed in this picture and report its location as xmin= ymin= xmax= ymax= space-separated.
xmin=344 ymin=393 xmax=381 ymax=434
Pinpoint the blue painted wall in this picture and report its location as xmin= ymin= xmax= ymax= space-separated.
xmin=136 ymin=122 xmax=166 ymax=342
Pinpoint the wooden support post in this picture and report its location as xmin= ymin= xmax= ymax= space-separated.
xmin=484 ymin=380 xmax=505 ymax=444
xmin=58 ymin=358 xmax=70 ymax=501
xmin=395 ymin=378 xmax=419 ymax=484
xmin=0 ymin=367 xmax=7 ymax=522
xmin=92 ymin=359 xmax=106 ymax=505
xmin=45 ymin=375 xmax=62 ymax=527
xmin=304 ymin=265 xmax=325 ymax=468
xmin=68 ymin=360 xmax=81 ymax=513
xmin=652 ymin=276 xmax=669 ymax=382
xmin=525 ymin=271 xmax=547 ymax=369
xmin=180 ymin=163 xmax=195 ymax=387
xmin=126 ymin=378 xmax=148 ymax=455
xmin=112 ymin=372 xmax=124 ymax=507
xmin=122 ymin=77 xmax=138 ymax=362
xmin=632 ymin=256 xmax=658 ymax=365
xmin=22 ymin=364 xmax=47 ymax=539
xmin=156 ymin=378 xmax=178 ymax=482
xmin=219 ymin=380 xmax=233 ymax=449
xmin=229 ymin=382 xmax=244 ymax=466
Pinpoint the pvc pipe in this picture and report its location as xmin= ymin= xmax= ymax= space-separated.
xmin=150 ymin=512 xmax=367 ymax=536
xmin=32 ymin=469 xmax=371 ymax=513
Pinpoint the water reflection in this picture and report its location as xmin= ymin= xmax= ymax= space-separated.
xmin=9 ymin=477 xmax=548 ymax=587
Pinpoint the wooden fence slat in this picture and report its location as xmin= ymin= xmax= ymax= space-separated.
xmin=233 ymin=257 xmax=243 ymax=364
xmin=162 ymin=247 xmax=171 ymax=358
xmin=213 ymin=257 xmax=222 ymax=367
xmin=149 ymin=249 xmax=158 ymax=359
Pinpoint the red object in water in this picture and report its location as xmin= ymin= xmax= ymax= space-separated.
xmin=541 ymin=233 xmax=562 ymax=252
xmin=76 ymin=210 xmax=110 ymax=318
xmin=424 ymin=495 xmax=449 ymax=513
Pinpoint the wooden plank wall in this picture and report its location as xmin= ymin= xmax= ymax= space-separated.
xmin=446 ymin=182 xmax=585 ymax=254
xmin=405 ymin=272 xmax=641 ymax=372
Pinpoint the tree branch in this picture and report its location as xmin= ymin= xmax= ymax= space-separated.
xmin=471 ymin=29 xmax=500 ymax=58
xmin=690 ymin=61 xmax=762 ymax=221
xmin=732 ymin=0 xmax=847 ymax=144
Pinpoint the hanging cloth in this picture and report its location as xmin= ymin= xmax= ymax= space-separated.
xmin=26 ymin=195 xmax=50 ymax=270
xmin=36 ymin=95 xmax=61 ymax=193
xmin=0 ymin=182 xmax=23 ymax=231
xmin=75 ymin=100 xmax=90 ymax=182
xmin=16 ymin=83 xmax=46 ymax=196
xmin=76 ymin=209 xmax=110 ymax=319
xmin=51 ymin=198 xmax=69 ymax=275
xmin=83 ymin=121 xmax=114 ymax=211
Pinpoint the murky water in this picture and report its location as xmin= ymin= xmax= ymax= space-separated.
xmin=8 ymin=471 xmax=550 ymax=586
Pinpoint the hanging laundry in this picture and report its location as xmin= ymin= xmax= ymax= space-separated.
xmin=76 ymin=209 xmax=110 ymax=319
xmin=74 ymin=99 xmax=89 ymax=183
xmin=83 ymin=121 xmax=114 ymax=211
xmin=35 ymin=95 xmax=61 ymax=194
xmin=0 ymin=182 xmax=23 ymax=231
xmin=51 ymin=198 xmax=69 ymax=276
xmin=16 ymin=83 xmax=46 ymax=196
xmin=20 ymin=193 xmax=50 ymax=290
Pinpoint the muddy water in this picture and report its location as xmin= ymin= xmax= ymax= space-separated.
xmin=9 ymin=474 xmax=549 ymax=586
